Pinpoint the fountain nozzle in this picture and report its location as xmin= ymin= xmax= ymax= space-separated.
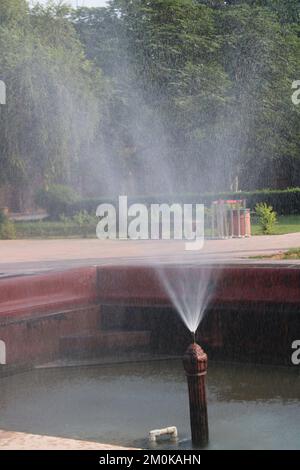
xmin=191 ymin=331 xmax=196 ymax=344
xmin=183 ymin=342 xmax=209 ymax=447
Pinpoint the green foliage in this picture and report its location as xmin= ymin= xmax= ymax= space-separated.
xmin=70 ymin=210 xmax=97 ymax=238
xmin=34 ymin=185 xmax=300 ymax=220
xmin=35 ymin=185 xmax=79 ymax=219
xmin=73 ymin=0 xmax=300 ymax=194
xmin=13 ymin=212 xmax=300 ymax=239
xmin=15 ymin=216 xmax=97 ymax=239
xmin=0 ymin=210 xmax=16 ymax=239
xmin=69 ymin=188 xmax=300 ymax=217
xmin=196 ymin=188 xmax=300 ymax=215
xmin=0 ymin=0 xmax=300 ymax=202
xmin=282 ymin=248 xmax=300 ymax=259
xmin=255 ymin=202 xmax=277 ymax=234
xmin=0 ymin=0 xmax=28 ymax=25
xmin=0 ymin=210 xmax=7 ymax=225
xmin=0 ymin=1 xmax=104 ymax=189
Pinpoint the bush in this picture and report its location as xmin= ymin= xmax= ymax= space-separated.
xmin=255 ymin=203 xmax=277 ymax=234
xmin=35 ymin=185 xmax=79 ymax=219
xmin=71 ymin=210 xmax=97 ymax=238
xmin=58 ymin=211 xmax=97 ymax=238
xmin=0 ymin=210 xmax=16 ymax=239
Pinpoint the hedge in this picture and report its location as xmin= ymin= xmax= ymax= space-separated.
xmin=64 ymin=188 xmax=300 ymax=217
xmin=15 ymin=221 xmax=96 ymax=239
xmin=33 ymin=187 xmax=300 ymax=218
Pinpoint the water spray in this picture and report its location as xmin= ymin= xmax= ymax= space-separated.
xmin=183 ymin=340 xmax=209 ymax=447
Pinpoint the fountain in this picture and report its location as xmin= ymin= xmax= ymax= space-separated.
xmin=155 ymin=264 xmax=214 ymax=445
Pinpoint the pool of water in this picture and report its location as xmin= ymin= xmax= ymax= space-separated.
xmin=0 ymin=360 xmax=299 ymax=449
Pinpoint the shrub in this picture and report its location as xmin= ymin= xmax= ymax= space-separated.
xmin=71 ymin=211 xmax=97 ymax=238
xmin=255 ymin=203 xmax=277 ymax=234
xmin=0 ymin=210 xmax=7 ymax=225
xmin=35 ymin=185 xmax=79 ymax=219
xmin=0 ymin=210 xmax=16 ymax=239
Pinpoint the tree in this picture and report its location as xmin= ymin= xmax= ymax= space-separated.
xmin=0 ymin=1 xmax=106 ymax=208
xmin=75 ymin=1 xmax=230 ymax=193
xmin=216 ymin=4 xmax=300 ymax=188
xmin=1 ymin=0 xmax=300 ymax=204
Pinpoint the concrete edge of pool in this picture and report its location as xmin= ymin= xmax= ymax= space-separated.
xmin=0 ymin=430 xmax=139 ymax=450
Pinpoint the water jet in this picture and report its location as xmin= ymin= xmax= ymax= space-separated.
xmin=183 ymin=342 xmax=209 ymax=447
xmin=191 ymin=331 xmax=196 ymax=344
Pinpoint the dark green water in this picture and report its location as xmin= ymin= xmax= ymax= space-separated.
xmin=0 ymin=360 xmax=299 ymax=449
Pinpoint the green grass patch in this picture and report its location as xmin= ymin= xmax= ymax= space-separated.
xmin=251 ymin=215 xmax=300 ymax=235
xmin=251 ymin=247 xmax=300 ymax=260
xmin=15 ymin=220 xmax=97 ymax=239
xmin=10 ymin=214 xmax=300 ymax=240
xmin=281 ymin=248 xmax=300 ymax=259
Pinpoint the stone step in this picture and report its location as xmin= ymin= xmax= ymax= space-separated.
xmin=60 ymin=330 xmax=151 ymax=358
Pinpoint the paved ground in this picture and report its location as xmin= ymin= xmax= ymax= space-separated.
xmin=0 ymin=430 xmax=136 ymax=450
xmin=0 ymin=233 xmax=300 ymax=275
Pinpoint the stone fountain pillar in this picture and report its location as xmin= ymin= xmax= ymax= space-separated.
xmin=183 ymin=343 xmax=209 ymax=447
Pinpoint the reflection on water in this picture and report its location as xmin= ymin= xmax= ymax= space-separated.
xmin=0 ymin=360 xmax=299 ymax=449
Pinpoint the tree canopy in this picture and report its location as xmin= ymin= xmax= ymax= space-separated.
xmin=0 ymin=0 xmax=300 ymax=207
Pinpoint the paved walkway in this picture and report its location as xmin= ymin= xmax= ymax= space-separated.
xmin=0 ymin=430 xmax=136 ymax=450
xmin=0 ymin=233 xmax=300 ymax=275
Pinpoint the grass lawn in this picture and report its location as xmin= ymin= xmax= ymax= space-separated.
xmin=281 ymin=248 xmax=300 ymax=259
xmin=14 ymin=220 xmax=96 ymax=239
xmin=3 ymin=214 xmax=300 ymax=240
xmin=251 ymin=247 xmax=300 ymax=260
xmin=251 ymin=215 xmax=300 ymax=236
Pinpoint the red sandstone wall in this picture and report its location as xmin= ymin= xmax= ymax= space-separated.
xmin=0 ymin=306 xmax=100 ymax=365
xmin=0 ymin=267 xmax=98 ymax=320
xmin=0 ymin=264 xmax=300 ymax=369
